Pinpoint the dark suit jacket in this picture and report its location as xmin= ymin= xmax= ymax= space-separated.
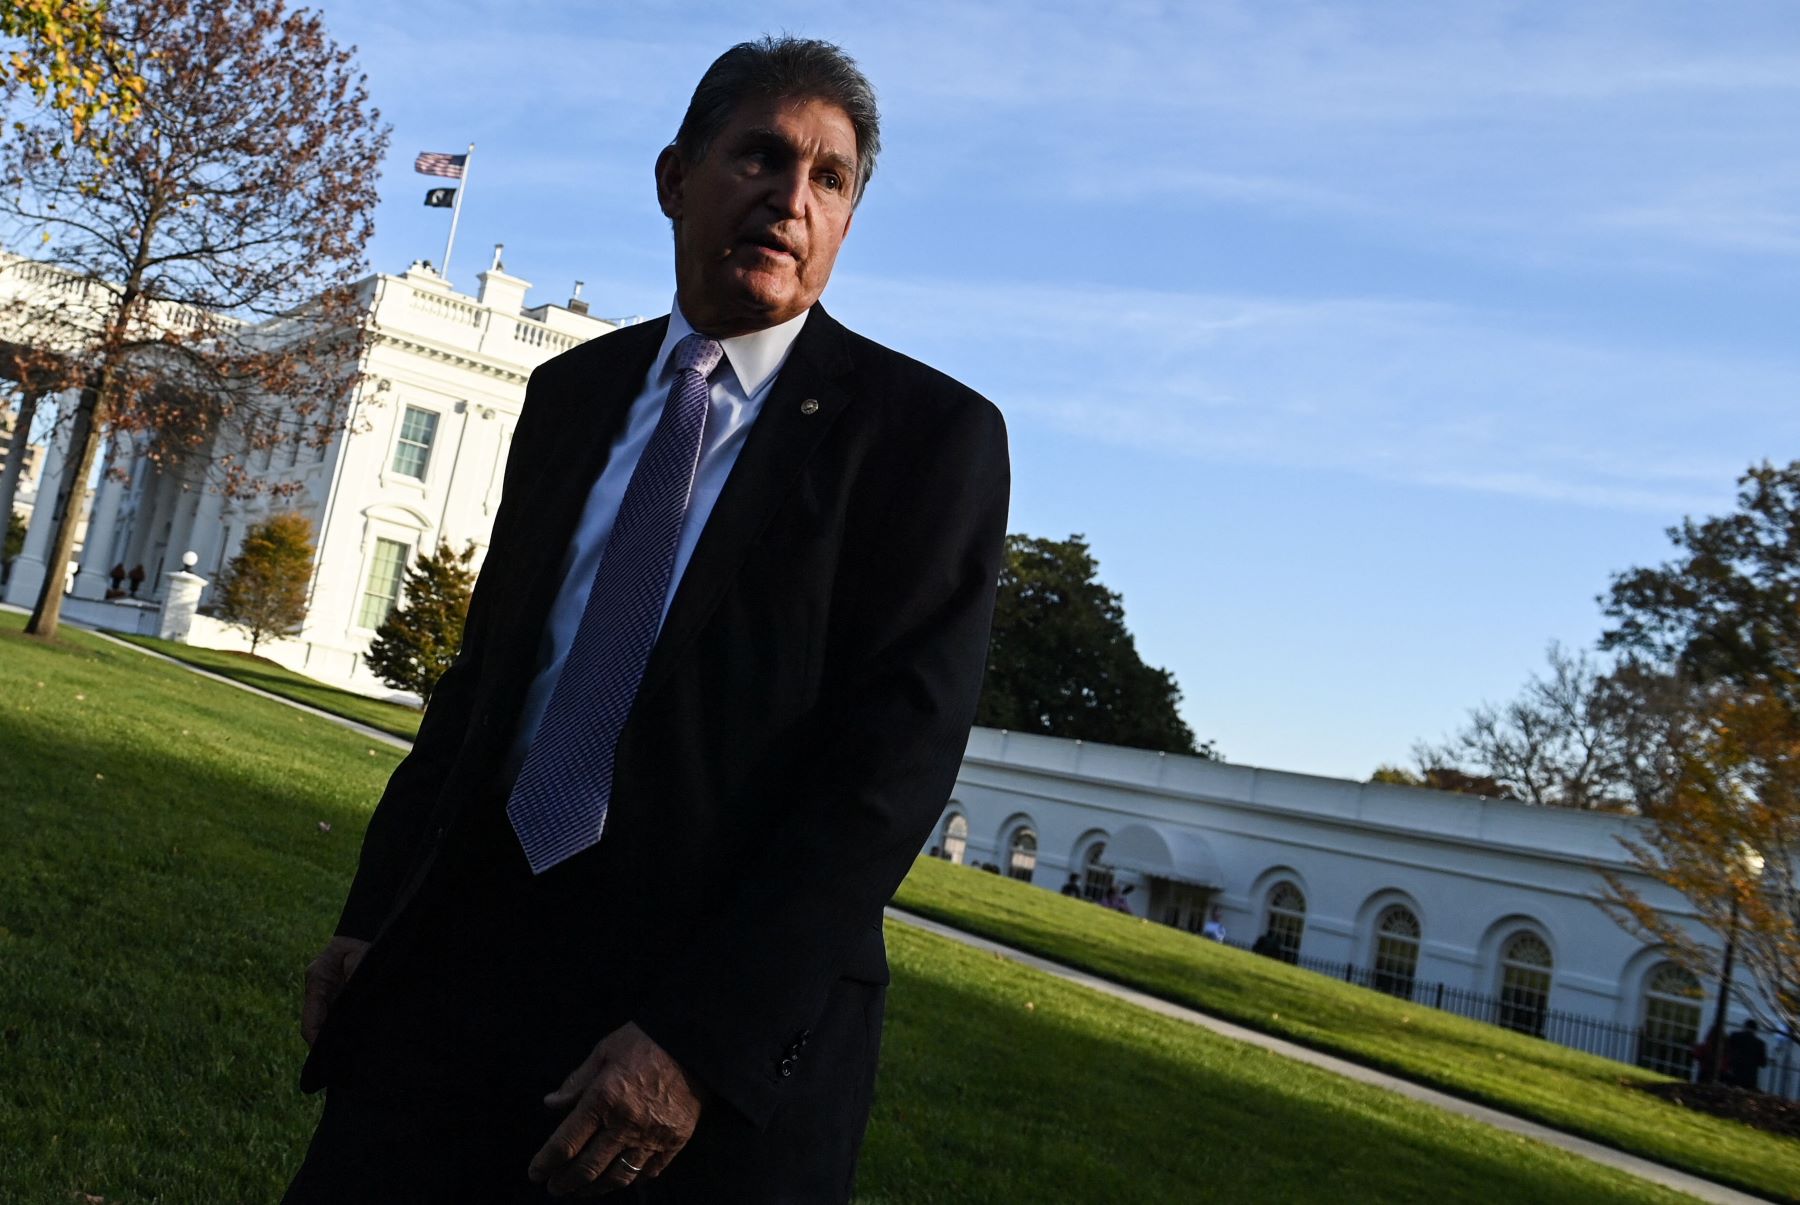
xmin=304 ymin=303 xmax=1010 ymax=1130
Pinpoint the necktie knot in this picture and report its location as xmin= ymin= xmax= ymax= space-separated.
xmin=673 ymin=333 xmax=724 ymax=381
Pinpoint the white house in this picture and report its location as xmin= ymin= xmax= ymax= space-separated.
xmin=934 ymin=727 xmax=1794 ymax=1093
xmin=4 ymin=249 xmax=630 ymax=693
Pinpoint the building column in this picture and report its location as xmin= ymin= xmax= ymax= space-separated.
xmin=118 ymin=454 xmax=161 ymax=583
xmin=128 ymin=468 xmax=178 ymax=596
xmin=158 ymin=484 xmax=202 ymax=600
xmin=3 ymin=391 xmax=73 ymax=607
xmin=71 ymin=433 xmax=129 ymax=598
xmin=185 ymin=484 xmax=226 ymax=605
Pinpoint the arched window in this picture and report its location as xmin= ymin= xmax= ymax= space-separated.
xmin=1497 ymin=931 xmax=1553 ymax=1036
xmin=1081 ymin=841 xmax=1113 ymax=901
xmin=1371 ymin=905 xmax=1421 ymax=1000
xmin=1264 ymin=882 xmax=1306 ymax=964
xmin=1008 ymin=826 xmax=1037 ymax=882
xmin=1637 ymin=962 xmax=1703 ymax=1076
xmin=942 ymin=814 xmax=968 ymax=866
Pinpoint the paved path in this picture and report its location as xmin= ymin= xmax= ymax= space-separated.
xmin=61 ymin=617 xmax=1766 ymax=1204
xmin=883 ymin=907 xmax=1767 ymax=1204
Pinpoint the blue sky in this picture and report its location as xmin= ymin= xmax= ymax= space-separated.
xmin=329 ymin=0 xmax=1800 ymax=779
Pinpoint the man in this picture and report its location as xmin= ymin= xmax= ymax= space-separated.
xmin=284 ymin=37 xmax=1009 ymax=1203
xmin=1724 ymin=1020 xmax=1768 ymax=1092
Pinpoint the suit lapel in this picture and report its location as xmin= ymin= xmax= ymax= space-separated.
xmin=638 ymin=304 xmax=856 ymax=699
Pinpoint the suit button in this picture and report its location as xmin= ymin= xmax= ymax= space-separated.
xmin=799 ymin=398 xmax=819 ymax=415
xmin=779 ymin=1059 xmax=795 ymax=1077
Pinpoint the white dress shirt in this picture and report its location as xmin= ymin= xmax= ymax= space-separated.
xmin=507 ymin=301 xmax=809 ymax=770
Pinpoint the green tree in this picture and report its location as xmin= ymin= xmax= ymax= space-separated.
xmin=1602 ymin=461 xmax=1800 ymax=707
xmin=214 ymin=511 xmax=312 ymax=653
xmin=1597 ymin=460 xmax=1800 ymax=1036
xmin=977 ymin=533 xmax=1212 ymax=757
xmin=365 ymin=540 xmax=476 ymax=702
xmin=3 ymin=508 xmax=23 ymax=565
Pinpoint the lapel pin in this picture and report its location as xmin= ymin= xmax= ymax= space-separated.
xmin=799 ymin=398 xmax=820 ymax=415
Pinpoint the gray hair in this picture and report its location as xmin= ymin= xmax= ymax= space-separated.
xmin=674 ymin=36 xmax=881 ymax=204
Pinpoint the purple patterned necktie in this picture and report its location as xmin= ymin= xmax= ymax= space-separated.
xmin=506 ymin=332 xmax=724 ymax=873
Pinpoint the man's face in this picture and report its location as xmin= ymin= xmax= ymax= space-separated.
xmin=657 ymin=94 xmax=859 ymax=337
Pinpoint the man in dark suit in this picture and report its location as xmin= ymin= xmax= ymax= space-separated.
xmin=283 ymin=36 xmax=1009 ymax=1204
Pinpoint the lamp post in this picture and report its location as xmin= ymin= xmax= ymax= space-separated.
xmin=1706 ymin=843 xmax=1765 ymax=1085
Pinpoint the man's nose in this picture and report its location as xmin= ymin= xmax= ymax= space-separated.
xmin=764 ymin=166 xmax=809 ymax=219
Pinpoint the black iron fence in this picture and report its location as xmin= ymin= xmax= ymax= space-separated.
xmin=1236 ymin=943 xmax=1800 ymax=1100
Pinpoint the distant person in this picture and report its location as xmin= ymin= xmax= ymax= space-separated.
xmin=1725 ymin=1020 xmax=1768 ymax=1091
xmin=1692 ymin=1022 xmax=1727 ymax=1083
xmin=1202 ymin=907 xmax=1227 ymax=943
xmin=1251 ymin=931 xmax=1278 ymax=958
xmin=1061 ymin=873 xmax=1081 ymax=897
xmin=1100 ymin=884 xmax=1131 ymax=914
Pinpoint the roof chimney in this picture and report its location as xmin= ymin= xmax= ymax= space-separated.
xmin=475 ymin=242 xmax=530 ymax=314
xmin=568 ymin=280 xmax=589 ymax=315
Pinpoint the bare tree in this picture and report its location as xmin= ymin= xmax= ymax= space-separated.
xmin=0 ymin=0 xmax=388 ymax=639
xmin=1417 ymin=643 xmax=1639 ymax=810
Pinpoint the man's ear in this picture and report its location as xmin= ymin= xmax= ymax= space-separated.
xmin=655 ymin=145 xmax=684 ymax=221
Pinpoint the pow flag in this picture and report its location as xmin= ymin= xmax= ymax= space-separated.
xmin=414 ymin=151 xmax=467 ymax=179
xmin=424 ymin=187 xmax=456 ymax=208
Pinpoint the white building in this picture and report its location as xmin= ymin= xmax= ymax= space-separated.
xmin=935 ymin=727 xmax=1795 ymax=1093
xmin=4 ymin=249 xmax=629 ymax=693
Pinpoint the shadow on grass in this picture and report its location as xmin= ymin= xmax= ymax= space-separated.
xmin=862 ymin=925 xmax=1689 ymax=1204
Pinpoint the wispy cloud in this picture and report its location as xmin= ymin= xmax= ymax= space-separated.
xmin=831 ymin=271 xmax=1796 ymax=513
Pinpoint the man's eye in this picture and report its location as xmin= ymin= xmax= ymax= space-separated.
xmin=819 ymin=172 xmax=842 ymax=191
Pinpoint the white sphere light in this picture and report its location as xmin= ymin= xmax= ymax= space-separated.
xmin=181 ymin=550 xmax=199 ymax=570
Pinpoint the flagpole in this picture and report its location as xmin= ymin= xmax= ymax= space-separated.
xmin=440 ymin=142 xmax=475 ymax=283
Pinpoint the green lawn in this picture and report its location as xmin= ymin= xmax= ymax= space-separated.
xmin=0 ymin=616 xmax=1712 ymax=1203
xmin=110 ymin=632 xmax=424 ymax=740
xmin=894 ymin=856 xmax=1800 ymax=1202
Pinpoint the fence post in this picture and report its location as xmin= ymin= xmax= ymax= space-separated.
xmin=1434 ymin=982 xmax=1445 ymax=1010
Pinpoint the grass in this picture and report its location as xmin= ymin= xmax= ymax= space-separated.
xmin=894 ymin=856 xmax=1800 ymax=1202
xmin=0 ymin=615 xmax=1710 ymax=1203
xmin=109 ymin=632 xmax=423 ymax=740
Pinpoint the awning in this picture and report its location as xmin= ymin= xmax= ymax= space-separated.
xmin=1105 ymin=822 xmax=1223 ymax=888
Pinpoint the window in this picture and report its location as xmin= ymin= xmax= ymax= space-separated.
xmin=1265 ymin=882 xmax=1306 ymax=964
xmin=1637 ymin=962 xmax=1703 ymax=1077
xmin=942 ymin=813 xmax=967 ymax=865
xmin=391 ymin=406 xmax=439 ymax=479
xmin=1007 ymin=826 xmax=1037 ymax=882
xmin=1081 ymin=841 xmax=1113 ymax=901
xmin=358 ymin=538 xmax=410 ymax=629
xmin=1497 ymin=931 xmax=1553 ymax=1036
xmin=1371 ymin=905 xmax=1421 ymax=999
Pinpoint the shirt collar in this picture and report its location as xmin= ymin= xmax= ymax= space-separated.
xmin=656 ymin=298 xmax=810 ymax=399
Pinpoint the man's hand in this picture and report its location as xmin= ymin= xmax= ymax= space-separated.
xmin=300 ymin=935 xmax=370 ymax=1047
xmin=529 ymin=1022 xmax=707 ymax=1197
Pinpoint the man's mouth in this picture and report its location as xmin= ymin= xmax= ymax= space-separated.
xmin=741 ymin=231 xmax=797 ymax=259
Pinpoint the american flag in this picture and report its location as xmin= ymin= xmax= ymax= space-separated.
xmin=414 ymin=151 xmax=466 ymax=179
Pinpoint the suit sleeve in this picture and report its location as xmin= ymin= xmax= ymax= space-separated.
xmin=332 ymin=366 xmax=551 ymax=940
xmin=633 ymin=394 xmax=1010 ymax=1126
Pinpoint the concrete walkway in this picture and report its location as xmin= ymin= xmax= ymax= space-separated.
xmin=63 ymin=619 xmax=1767 ymax=1205
xmin=884 ymin=906 xmax=1768 ymax=1205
